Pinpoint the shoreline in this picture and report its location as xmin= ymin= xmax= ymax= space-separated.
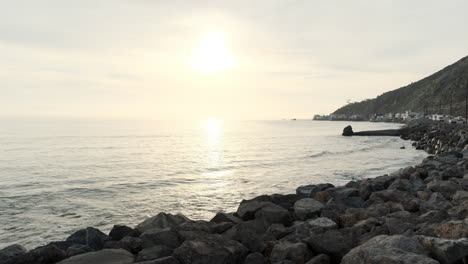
xmin=1 ymin=121 xmax=467 ymax=264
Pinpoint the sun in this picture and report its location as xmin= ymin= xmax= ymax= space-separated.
xmin=191 ymin=32 xmax=236 ymax=73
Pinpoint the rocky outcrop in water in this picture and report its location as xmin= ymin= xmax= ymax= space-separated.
xmin=1 ymin=123 xmax=468 ymax=264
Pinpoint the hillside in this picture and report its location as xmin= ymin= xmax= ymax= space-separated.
xmin=333 ymin=55 xmax=468 ymax=118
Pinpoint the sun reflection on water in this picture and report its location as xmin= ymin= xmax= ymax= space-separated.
xmin=203 ymin=118 xmax=230 ymax=178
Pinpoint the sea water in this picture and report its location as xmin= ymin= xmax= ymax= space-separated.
xmin=0 ymin=119 xmax=427 ymax=249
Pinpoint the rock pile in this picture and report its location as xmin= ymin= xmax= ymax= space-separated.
xmin=1 ymin=123 xmax=467 ymax=264
xmin=409 ymin=122 xmax=468 ymax=155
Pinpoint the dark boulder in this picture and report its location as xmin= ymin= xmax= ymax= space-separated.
xmin=109 ymin=225 xmax=140 ymax=241
xmin=66 ymin=227 xmax=111 ymax=250
xmin=172 ymin=234 xmax=248 ymax=264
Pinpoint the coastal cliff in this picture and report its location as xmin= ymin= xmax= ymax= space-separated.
xmin=1 ymin=123 xmax=468 ymax=264
xmin=333 ymin=55 xmax=468 ymax=118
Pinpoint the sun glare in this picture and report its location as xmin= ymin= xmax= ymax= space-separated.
xmin=191 ymin=32 xmax=236 ymax=73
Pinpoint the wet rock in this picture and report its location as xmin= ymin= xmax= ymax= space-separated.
xmin=136 ymin=245 xmax=173 ymax=262
xmin=109 ymin=225 xmax=140 ymax=241
xmin=140 ymin=228 xmax=181 ymax=249
xmin=66 ymin=227 xmax=110 ymax=250
xmin=293 ymin=198 xmax=324 ymax=220
xmin=135 ymin=213 xmax=190 ymax=233
xmin=57 ymin=249 xmax=134 ymax=264
xmin=172 ymin=234 xmax=248 ymax=264
xmin=210 ymin=212 xmax=243 ymax=224
xmin=270 ymin=241 xmax=310 ymax=264
xmin=418 ymin=236 xmax=468 ymax=264
xmin=341 ymin=235 xmax=438 ymax=264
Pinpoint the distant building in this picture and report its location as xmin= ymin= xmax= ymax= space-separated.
xmin=329 ymin=114 xmax=348 ymax=120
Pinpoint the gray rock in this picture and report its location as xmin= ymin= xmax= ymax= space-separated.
xmin=211 ymin=222 xmax=234 ymax=234
xmin=293 ymin=198 xmax=324 ymax=220
xmin=305 ymin=229 xmax=354 ymax=262
xmin=135 ymin=213 xmax=190 ymax=233
xmin=453 ymin=190 xmax=468 ymax=201
xmin=270 ymin=241 xmax=310 ymax=264
xmin=172 ymin=234 xmax=248 ymax=264
xmin=66 ymin=227 xmax=110 ymax=250
xmin=66 ymin=244 xmax=93 ymax=257
xmin=254 ymin=202 xmax=292 ymax=225
xmin=0 ymin=244 xmax=27 ymax=260
xmin=141 ymin=228 xmax=181 ymax=249
xmin=136 ymin=245 xmax=173 ymax=262
xmin=307 ymin=217 xmax=337 ymax=230
xmin=305 ymin=254 xmax=330 ymax=264
xmin=341 ymin=235 xmax=438 ymax=264
xmin=135 ymin=256 xmax=180 ymax=264
xmin=223 ymin=219 xmax=268 ymax=252
xmin=296 ymin=184 xmax=334 ymax=198
xmin=13 ymin=244 xmax=67 ymax=264
xmin=57 ymin=249 xmax=134 ymax=264
xmin=418 ymin=236 xmax=468 ymax=264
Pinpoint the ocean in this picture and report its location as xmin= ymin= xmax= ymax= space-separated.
xmin=0 ymin=119 xmax=427 ymax=249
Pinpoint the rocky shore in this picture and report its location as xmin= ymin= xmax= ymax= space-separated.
xmin=1 ymin=121 xmax=467 ymax=264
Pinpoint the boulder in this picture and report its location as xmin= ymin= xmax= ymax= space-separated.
xmin=254 ymin=202 xmax=292 ymax=226
xmin=296 ymin=184 xmax=334 ymax=198
xmin=172 ymin=234 xmax=248 ymax=264
xmin=293 ymin=198 xmax=324 ymax=220
xmin=210 ymin=213 xmax=242 ymax=224
xmin=136 ymin=245 xmax=173 ymax=262
xmin=135 ymin=213 xmax=190 ymax=233
xmin=65 ymin=244 xmax=93 ymax=257
xmin=211 ymin=222 xmax=234 ymax=234
xmin=0 ymin=244 xmax=27 ymax=262
xmin=305 ymin=254 xmax=330 ymax=264
xmin=140 ymin=228 xmax=181 ymax=249
xmin=270 ymin=241 xmax=310 ymax=264
xmin=57 ymin=249 xmax=134 ymax=264
xmin=418 ymin=236 xmax=468 ymax=264
xmin=135 ymin=256 xmax=180 ymax=264
xmin=434 ymin=219 xmax=468 ymax=239
xmin=13 ymin=244 xmax=67 ymax=264
xmin=307 ymin=217 xmax=337 ymax=230
xmin=341 ymin=235 xmax=438 ymax=264
xmin=305 ymin=229 xmax=354 ymax=262
xmin=243 ymin=252 xmax=266 ymax=264
xmin=66 ymin=227 xmax=110 ymax=250
xmin=223 ymin=219 xmax=269 ymax=252
xmin=236 ymin=200 xmax=270 ymax=220
xmin=109 ymin=225 xmax=140 ymax=241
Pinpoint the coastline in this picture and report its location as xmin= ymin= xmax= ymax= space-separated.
xmin=1 ymin=121 xmax=467 ymax=264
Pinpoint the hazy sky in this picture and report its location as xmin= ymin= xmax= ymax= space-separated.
xmin=1 ymin=0 xmax=468 ymax=120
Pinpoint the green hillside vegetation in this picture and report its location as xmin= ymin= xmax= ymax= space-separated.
xmin=333 ymin=55 xmax=468 ymax=118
